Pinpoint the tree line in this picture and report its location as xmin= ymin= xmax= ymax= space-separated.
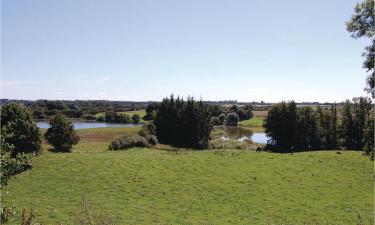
xmin=264 ymin=98 xmax=374 ymax=159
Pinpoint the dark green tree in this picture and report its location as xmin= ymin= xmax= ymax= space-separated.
xmin=218 ymin=113 xmax=226 ymax=125
xmin=296 ymin=107 xmax=320 ymax=150
xmin=154 ymin=95 xmax=213 ymax=149
xmin=45 ymin=114 xmax=80 ymax=152
xmin=132 ymin=114 xmax=141 ymax=124
xmin=340 ymin=101 xmax=356 ymax=149
xmin=0 ymin=103 xmax=41 ymax=155
xmin=225 ymin=113 xmax=239 ymax=126
xmin=264 ymin=101 xmax=298 ymax=152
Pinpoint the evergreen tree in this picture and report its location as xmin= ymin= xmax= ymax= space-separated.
xmin=45 ymin=114 xmax=80 ymax=152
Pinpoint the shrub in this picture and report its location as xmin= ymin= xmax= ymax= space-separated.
xmin=218 ymin=113 xmax=226 ymax=125
xmin=237 ymin=109 xmax=253 ymax=121
xmin=83 ymin=114 xmax=97 ymax=120
xmin=104 ymin=111 xmax=130 ymax=123
xmin=0 ymin=126 xmax=33 ymax=187
xmin=225 ymin=113 xmax=239 ymax=126
xmin=96 ymin=116 xmax=105 ymax=122
xmin=109 ymin=135 xmax=147 ymax=150
xmin=131 ymin=114 xmax=141 ymax=123
xmin=0 ymin=103 xmax=42 ymax=155
xmin=210 ymin=117 xmax=221 ymax=126
xmin=146 ymin=135 xmax=158 ymax=145
xmin=45 ymin=114 xmax=80 ymax=152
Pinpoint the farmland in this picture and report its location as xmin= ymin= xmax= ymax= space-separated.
xmin=2 ymin=127 xmax=374 ymax=224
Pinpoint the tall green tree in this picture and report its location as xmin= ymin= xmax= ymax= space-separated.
xmin=296 ymin=107 xmax=320 ymax=150
xmin=340 ymin=101 xmax=356 ymax=149
xmin=154 ymin=95 xmax=213 ymax=149
xmin=264 ymin=101 xmax=298 ymax=152
xmin=347 ymin=0 xmax=375 ymax=97
xmin=45 ymin=114 xmax=80 ymax=152
xmin=0 ymin=103 xmax=42 ymax=155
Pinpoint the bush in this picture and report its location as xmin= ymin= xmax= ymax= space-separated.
xmin=146 ymin=135 xmax=158 ymax=145
xmin=218 ymin=113 xmax=226 ymax=125
xmin=96 ymin=116 xmax=105 ymax=122
xmin=1 ymin=153 xmax=32 ymax=187
xmin=139 ymin=123 xmax=156 ymax=137
xmin=45 ymin=114 xmax=80 ymax=152
xmin=83 ymin=114 xmax=97 ymax=120
xmin=0 ymin=103 xmax=42 ymax=155
xmin=0 ymin=126 xmax=33 ymax=187
xmin=104 ymin=111 xmax=130 ymax=123
xmin=210 ymin=117 xmax=221 ymax=126
xmin=237 ymin=109 xmax=253 ymax=121
xmin=225 ymin=113 xmax=239 ymax=126
xmin=109 ymin=135 xmax=148 ymax=150
xmin=131 ymin=114 xmax=141 ymax=123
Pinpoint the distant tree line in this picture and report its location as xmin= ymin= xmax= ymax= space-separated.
xmin=264 ymin=98 xmax=374 ymax=159
xmin=145 ymin=101 xmax=253 ymax=127
xmin=0 ymin=99 xmax=149 ymax=120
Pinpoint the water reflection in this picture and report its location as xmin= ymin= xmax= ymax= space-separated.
xmin=214 ymin=126 xmax=268 ymax=144
xmin=37 ymin=121 xmax=142 ymax=129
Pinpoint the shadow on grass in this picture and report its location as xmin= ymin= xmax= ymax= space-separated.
xmin=47 ymin=148 xmax=72 ymax=153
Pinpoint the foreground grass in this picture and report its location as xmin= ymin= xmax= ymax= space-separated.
xmin=3 ymin=148 xmax=373 ymax=224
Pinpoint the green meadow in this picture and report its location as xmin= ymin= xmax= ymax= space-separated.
xmin=3 ymin=127 xmax=374 ymax=224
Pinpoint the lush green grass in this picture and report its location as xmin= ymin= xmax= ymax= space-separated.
xmin=3 ymin=147 xmax=373 ymax=224
xmin=239 ymin=116 xmax=265 ymax=131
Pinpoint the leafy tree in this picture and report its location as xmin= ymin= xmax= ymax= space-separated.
xmin=237 ymin=109 xmax=253 ymax=121
xmin=347 ymin=0 xmax=375 ymax=97
xmin=225 ymin=113 xmax=239 ymax=126
xmin=218 ymin=113 xmax=226 ymax=125
xmin=45 ymin=114 xmax=80 ymax=152
xmin=363 ymin=116 xmax=374 ymax=159
xmin=316 ymin=105 xmax=339 ymax=149
xmin=340 ymin=97 xmax=373 ymax=151
xmin=0 ymin=126 xmax=32 ymax=186
xmin=340 ymin=101 xmax=356 ymax=149
xmin=210 ymin=117 xmax=221 ymax=126
xmin=132 ymin=114 xmax=141 ymax=123
xmin=296 ymin=107 xmax=321 ymax=150
xmin=0 ymin=103 xmax=41 ymax=155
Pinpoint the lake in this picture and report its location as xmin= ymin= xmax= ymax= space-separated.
xmin=215 ymin=126 xmax=268 ymax=144
xmin=36 ymin=121 xmax=142 ymax=129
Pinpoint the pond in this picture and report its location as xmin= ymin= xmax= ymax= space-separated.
xmin=214 ymin=126 xmax=268 ymax=144
xmin=36 ymin=121 xmax=142 ymax=129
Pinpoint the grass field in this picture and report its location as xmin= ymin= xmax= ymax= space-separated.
xmin=3 ymin=127 xmax=374 ymax=224
xmin=239 ymin=116 xmax=265 ymax=132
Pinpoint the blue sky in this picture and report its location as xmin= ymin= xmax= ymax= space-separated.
xmin=1 ymin=0 xmax=370 ymax=102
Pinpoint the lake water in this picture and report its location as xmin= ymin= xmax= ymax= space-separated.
xmin=215 ymin=126 xmax=268 ymax=144
xmin=36 ymin=121 xmax=142 ymax=129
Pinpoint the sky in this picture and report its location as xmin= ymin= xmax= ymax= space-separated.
xmin=1 ymin=0 xmax=371 ymax=102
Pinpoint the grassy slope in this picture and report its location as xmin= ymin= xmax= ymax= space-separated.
xmin=3 ymin=148 xmax=373 ymax=224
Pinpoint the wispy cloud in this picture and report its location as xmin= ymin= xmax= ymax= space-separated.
xmin=93 ymin=77 xmax=111 ymax=83
xmin=1 ymin=80 xmax=37 ymax=87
